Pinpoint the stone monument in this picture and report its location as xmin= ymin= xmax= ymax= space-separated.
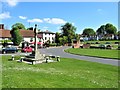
xmin=24 ymin=24 xmax=45 ymax=64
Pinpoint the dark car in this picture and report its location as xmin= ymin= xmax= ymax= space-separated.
xmin=105 ymin=42 xmax=111 ymax=44
xmin=99 ymin=44 xmax=106 ymax=49
xmin=2 ymin=47 xmax=18 ymax=54
xmin=106 ymin=45 xmax=112 ymax=49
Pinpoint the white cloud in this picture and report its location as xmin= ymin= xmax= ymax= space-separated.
xmin=6 ymin=0 xmax=19 ymax=7
xmin=44 ymin=18 xmax=66 ymax=24
xmin=19 ymin=16 xmax=27 ymax=19
xmin=27 ymin=18 xmax=43 ymax=23
xmin=43 ymin=27 xmax=49 ymax=29
xmin=72 ymin=23 xmax=75 ymax=25
xmin=0 ymin=12 xmax=11 ymax=19
xmin=97 ymin=9 xmax=103 ymax=14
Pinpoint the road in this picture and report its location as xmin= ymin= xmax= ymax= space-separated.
xmin=39 ymin=46 xmax=119 ymax=66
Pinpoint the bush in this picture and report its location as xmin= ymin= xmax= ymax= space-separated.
xmin=49 ymin=43 xmax=57 ymax=47
xmin=0 ymin=40 xmax=12 ymax=43
xmin=56 ymin=43 xmax=62 ymax=46
xmin=118 ymin=46 xmax=120 ymax=50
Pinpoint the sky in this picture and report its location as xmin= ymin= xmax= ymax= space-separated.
xmin=0 ymin=0 xmax=119 ymax=34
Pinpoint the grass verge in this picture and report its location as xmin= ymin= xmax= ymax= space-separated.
xmin=65 ymin=48 xmax=119 ymax=59
xmin=2 ymin=55 xmax=119 ymax=88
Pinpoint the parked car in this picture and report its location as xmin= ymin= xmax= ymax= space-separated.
xmin=21 ymin=46 xmax=33 ymax=52
xmin=2 ymin=47 xmax=18 ymax=54
xmin=105 ymin=42 xmax=111 ymax=44
xmin=99 ymin=44 xmax=106 ymax=49
xmin=106 ymin=45 xmax=112 ymax=49
xmin=95 ymin=42 xmax=100 ymax=44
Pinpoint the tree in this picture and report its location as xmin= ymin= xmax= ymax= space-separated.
xmin=10 ymin=27 xmax=23 ymax=45
xmin=118 ymin=31 xmax=120 ymax=40
xmin=55 ymin=32 xmax=60 ymax=45
xmin=59 ymin=36 xmax=68 ymax=45
xmin=105 ymin=23 xmax=117 ymax=34
xmin=61 ymin=22 xmax=76 ymax=43
xmin=27 ymin=27 xmax=33 ymax=30
xmin=96 ymin=25 xmax=106 ymax=36
xmin=75 ymin=34 xmax=80 ymax=42
xmin=82 ymin=28 xmax=95 ymax=37
xmin=62 ymin=36 xmax=68 ymax=44
xmin=12 ymin=23 xmax=26 ymax=30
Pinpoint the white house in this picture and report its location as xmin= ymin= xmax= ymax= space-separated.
xmin=38 ymin=30 xmax=55 ymax=43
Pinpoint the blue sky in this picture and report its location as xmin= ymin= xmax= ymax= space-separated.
xmin=0 ymin=1 xmax=118 ymax=34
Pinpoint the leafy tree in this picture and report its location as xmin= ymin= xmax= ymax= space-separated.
xmin=61 ymin=22 xmax=76 ymax=43
xmin=59 ymin=37 xmax=63 ymax=45
xmin=27 ymin=27 xmax=33 ymax=30
xmin=12 ymin=23 xmax=26 ymax=29
xmin=58 ymin=36 xmax=68 ymax=45
xmin=63 ymin=36 xmax=68 ymax=44
xmin=75 ymin=34 xmax=80 ymax=42
xmin=82 ymin=28 xmax=95 ymax=37
xmin=105 ymin=23 xmax=117 ymax=34
xmin=118 ymin=31 xmax=120 ymax=40
xmin=55 ymin=32 xmax=60 ymax=45
xmin=96 ymin=25 xmax=106 ymax=36
xmin=10 ymin=27 xmax=23 ymax=45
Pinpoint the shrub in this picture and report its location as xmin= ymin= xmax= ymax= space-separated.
xmin=118 ymin=46 xmax=120 ymax=50
xmin=49 ymin=43 xmax=57 ymax=47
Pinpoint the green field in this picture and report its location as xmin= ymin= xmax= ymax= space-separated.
xmin=65 ymin=48 xmax=119 ymax=59
xmin=2 ymin=55 xmax=119 ymax=88
xmin=82 ymin=40 xmax=120 ymax=44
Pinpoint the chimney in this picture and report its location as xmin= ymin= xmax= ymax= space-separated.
xmin=0 ymin=24 xmax=4 ymax=29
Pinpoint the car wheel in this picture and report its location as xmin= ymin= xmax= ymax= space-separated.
xmin=3 ymin=51 xmax=6 ymax=54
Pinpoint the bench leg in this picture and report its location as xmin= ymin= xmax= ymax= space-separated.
xmin=32 ymin=61 xmax=36 ymax=65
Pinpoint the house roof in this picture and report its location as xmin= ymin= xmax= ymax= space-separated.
xmin=19 ymin=29 xmax=34 ymax=37
xmin=0 ymin=29 xmax=42 ymax=38
xmin=0 ymin=29 xmax=11 ymax=38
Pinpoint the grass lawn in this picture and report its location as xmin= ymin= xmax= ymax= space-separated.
xmin=65 ymin=48 xmax=119 ymax=59
xmin=2 ymin=55 xmax=119 ymax=88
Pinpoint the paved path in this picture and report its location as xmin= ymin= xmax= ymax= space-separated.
xmin=40 ymin=46 xmax=119 ymax=66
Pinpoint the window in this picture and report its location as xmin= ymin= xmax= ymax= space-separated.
xmin=52 ymin=37 xmax=54 ymax=40
xmin=30 ymin=38 xmax=33 ymax=42
xmin=45 ymin=37 xmax=47 ymax=40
